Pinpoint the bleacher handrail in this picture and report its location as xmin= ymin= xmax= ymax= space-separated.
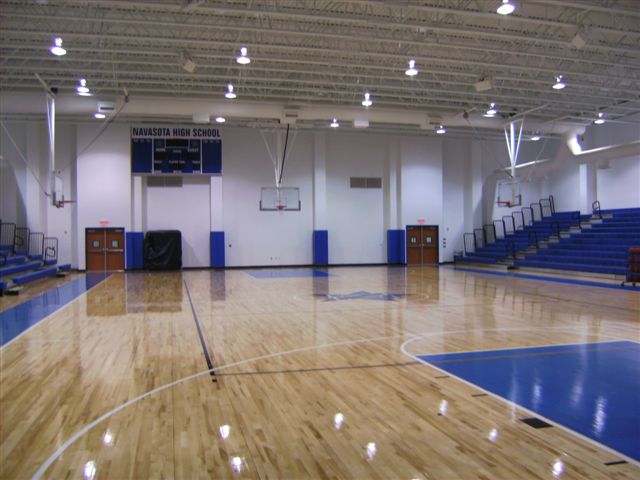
xmin=463 ymin=233 xmax=476 ymax=255
xmin=513 ymin=211 xmax=524 ymax=231
xmin=1 ymin=221 xmax=17 ymax=253
xmin=28 ymin=232 xmax=44 ymax=259
xmin=484 ymin=224 xmax=496 ymax=244
xmin=502 ymin=215 xmax=515 ymax=235
xmin=540 ymin=198 xmax=553 ymax=218
xmin=592 ymin=200 xmax=602 ymax=219
xmin=531 ymin=203 xmax=543 ymax=222
xmin=549 ymin=195 xmax=556 ymax=214
xmin=528 ymin=230 xmax=538 ymax=248
xmin=522 ymin=207 xmax=533 ymax=227
xmin=473 ymin=228 xmax=485 ymax=249
xmin=493 ymin=219 xmax=506 ymax=240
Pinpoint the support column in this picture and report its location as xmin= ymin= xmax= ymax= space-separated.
xmin=579 ymin=162 xmax=597 ymax=214
xmin=312 ymin=132 xmax=328 ymax=265
xmin=126 ymin=175 xmax=144 ymax=269
xmin=210 ymin=176 xmax=225 ymax=267
xmin=385 ymin=137 xmax=404 ymax=263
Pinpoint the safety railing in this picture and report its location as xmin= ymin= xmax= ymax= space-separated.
xmin=522 ymin=207 xmax=533 ymax=227
xmin=28 ymin=232 xmax=44 ymax=260
xmin=14 ymin=227 xmax=30 ymax=255
xmin=473 ymin=228 xmax=485 ymax=249
xmin=484 ymin=224 xmax=496 ymax=244
xmin=513 ymin=211 xmax=524 ymax=231
xmin=503 ymin=215 xmax=515 ymax=236
xmin=531 ymin=203 xmax=543 ymax=222
xmin=43 ymin=237 xmax=59 ymax=265
xmin=493 ymin=219 xmax=506 ymax=240
xmin=592 ymin=200 xmax=602 ymax=219
xmin=463 ymin=233 xmax=476 ymax=256
xmin=1 ymin=221 xmax=16 ymax=252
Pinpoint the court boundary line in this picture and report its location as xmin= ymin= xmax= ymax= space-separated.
xmin=183 ymin=279 xmax=216 ymax=382
xmin=401 ymin=335 xmax=640 ymax=468
xmin=0 ymin=273 xmax=110 ymax=351
xmin=32 ymin=325 xmax=639 ymax=479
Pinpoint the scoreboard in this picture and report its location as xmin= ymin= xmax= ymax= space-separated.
xmin=131 ymin=126 xmax=222 ymax=175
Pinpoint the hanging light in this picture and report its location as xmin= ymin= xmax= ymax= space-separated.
xmin=436 ymin=125 xmax=446 ymax=134
xmin=330 ymin=118 xmax=339 ymax=128
xmin=496 ymin=0 xmax=515 ymax=15
xmin=530 ymin=133 xmax=541 ymax=141
xmin=49 ymin=37 xmax=66 ymax=56
xmin=553 ymin=75 xmax=566 ymax=90
xmin=76 ymin=78 xmax=91 ymax=96
xmin=93 ymin=112 xmax=105 ymax=119
xmin=215 ymin=116 xmax=226 ymax=123
xmin=594 ymin=112 xmax=605 ymax=124
xmin=225 ymin=83 xmax=237 ymax=99
xmin=483 ymin=102 xmax=497 ymax=117
xmin=405 ymin=59 xmax=418 ymax=76
xmin=236 ymin=47 xmax=250 ymax=65
xmin=362 ymin=92 xmax=372 ymax=107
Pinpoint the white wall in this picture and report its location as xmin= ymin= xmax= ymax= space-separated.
xmin=145 ymin=176 xmax=211 ymax=268
xmin=222 ymin=128 xmax=314 ymax=266
xmin=597 ymin=155 xmax=640 ymax=209
xmin=76 ymin=123 xmax=131 ymax=269
xmin=326 ymin=132 xmax=386 ymax=264
xmin=442 ymin=139 xmax=468 ymax=261
xmin=545 ymin=159 xmax=580 ymax=212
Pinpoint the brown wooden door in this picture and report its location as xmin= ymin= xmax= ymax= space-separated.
xmin=105 ymin=229 xmax=125 ymax=271
xmin=407 ymin=226 xmax=422 ymax=265
xmin=86 ymin=229 xmax=105 ymax=271
xmin=422 ymin=226 xmax=438 ymax=264
xmin=406 ymin=225 xmax=439 ymax=265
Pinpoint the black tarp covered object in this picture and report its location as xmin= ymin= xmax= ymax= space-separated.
xmin=144 ymin=230 xmax=182 ymax=270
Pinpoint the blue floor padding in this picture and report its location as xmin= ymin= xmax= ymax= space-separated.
xmin=246 ymin=268 xmax=331 ymax=278
xmin=0 ymin=273 xmax=109 ymax=346
xmin=418 ymin=341 xmax=640 ymax=461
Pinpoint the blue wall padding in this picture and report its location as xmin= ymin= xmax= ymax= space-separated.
xmin=387 ymin=229 xmax=406 ymax=264
xmin=210 ymin=231 xmax=225 ymax=267
xmin=125 ymin=232 xmax=144 ymax=269
xmin=313 ymin=230 xmax=328 ymax=265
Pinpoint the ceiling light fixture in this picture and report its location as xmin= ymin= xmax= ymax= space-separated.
xmin=594 ymin=112 xmax=605 ymax=124
xmin=76 ymin=78 xmax=91 ymax=96
xmin=436 ymin=125 xmax=446 ymax=134
xmin=553 ymin=75 xmax=566 ymax=90
xmin=530 ymin=133 xmax=541 ymax=141
xmin=94 ymin=112 xmax=105 ymax=119
xmin=405 ymin=59 xmax=418 ymax=77
xmin=225 ymin=83 xmax=237 ymax=99
xmin=215 ymin=116 xmax=226 ymax=123
xmin=496 ymin=0 xmax=515 ymax=15
xmin=330 ymin=118 xmax=339 ymax=128
xmin=49 ymin=37 xmax=66 ymax=56
xmin=236 ymin=47 xmax=250 ymax=65
xmin=362 ymin=92 xmax=372 ymax=107
xmin=483 ymin=102 xmax=497 ymax=117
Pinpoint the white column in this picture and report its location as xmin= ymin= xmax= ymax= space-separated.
xmin=313 ymin=132 xmax=327 ymax=230
xmin=210 ymin=176 xmax=223 ymax=231
xmin=131 ymin=176 xmax=144 ymax=231
xmin=579 ymin=162 xmax=597 ymax=214
xmin=384 ymin=137 xmax=400 ymax=231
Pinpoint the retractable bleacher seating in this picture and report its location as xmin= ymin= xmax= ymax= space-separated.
xmin=515 ymin=207 xmax=640 ymax=276
xmin=0 ymin=220 xmax=70 ymax=295
xmin=455 ymin=195 xmax=580 ymax=267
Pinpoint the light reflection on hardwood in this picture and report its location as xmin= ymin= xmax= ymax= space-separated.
xmin=0 ymin=266 xmax=638 ymax=479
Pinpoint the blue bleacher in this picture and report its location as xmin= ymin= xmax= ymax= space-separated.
xmin=0 ymin=221 xmax=66 ymax=294
xmin=514 ymin=207 xmax=640 ymax=276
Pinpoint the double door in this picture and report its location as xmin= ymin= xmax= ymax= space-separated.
xmin=86 ymin=228 xmax=125 ymax=271
xmin=407 ymin=225 xmax=439 ymax=265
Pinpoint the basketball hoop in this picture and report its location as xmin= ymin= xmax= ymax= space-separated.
xmin=55 ymin=199 xmax=76 ymax=208
xmin=496 ymin=200 xmax=512 ymax=208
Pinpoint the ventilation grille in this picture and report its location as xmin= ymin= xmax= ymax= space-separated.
xmin=350 ymin=177 xmax=382 ymax=189
xmin=147 ymin=176 xmax=183 ymax=187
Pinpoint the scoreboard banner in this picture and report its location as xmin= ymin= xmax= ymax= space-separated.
xmin=131 ymin=125 xmax=222 ymax=175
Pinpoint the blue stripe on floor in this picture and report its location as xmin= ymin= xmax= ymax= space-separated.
xmin=0 ymin=273 xmax=109 ymax=347
xmin=246 ymin=269 xmax=331 ymax=278
xmin=418 ymin=341 xmax=640 ymax=461
xmin=444 ymin=265 xmax=640 ymax=291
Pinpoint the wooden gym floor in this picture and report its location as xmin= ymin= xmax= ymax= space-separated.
xmin=0 ymin=266 xmax=638 ymax=479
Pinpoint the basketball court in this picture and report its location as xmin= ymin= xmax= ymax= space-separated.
xmin=1 ymin=266 xmax=638 ymax=479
